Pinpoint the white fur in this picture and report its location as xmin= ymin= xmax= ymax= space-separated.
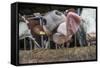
xmin=43 ymin=10 xmax=66 ymax=32
xmin=57 ymin=22 xmax=67 ymax=36
xmin=81 ymin=8 xmax=96 ymax=34
xmin=19 ymin=22 xmax=31 ymax=39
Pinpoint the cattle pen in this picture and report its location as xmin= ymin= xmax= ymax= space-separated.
xmin=17 ymin=2 xmax=97 ymax=65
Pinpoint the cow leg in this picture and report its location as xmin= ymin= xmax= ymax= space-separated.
xmin=34 ymin=40 xmax=36 ymax=49
xmin=58 ymin=45 xmax=61 ymax=49
xmin=45 ymin=38 xmax=50 ymax=49
xmin=62 ymin=43 xmax=64 ymax=48
xmin=66 ymin=42 xmax=70 ymax=48
xmin=55 ymin=44 xmax=58 ymax=49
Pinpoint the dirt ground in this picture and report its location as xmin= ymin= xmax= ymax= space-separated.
xmin=19 ymin=45 xmax=96 ymax=64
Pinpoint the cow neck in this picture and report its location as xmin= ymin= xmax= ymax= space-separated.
xmin=52 ymin=24 xmax=60 ymax=34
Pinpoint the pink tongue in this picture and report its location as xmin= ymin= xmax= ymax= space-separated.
xmin=66 ymin=12 xmax=81 ymax=35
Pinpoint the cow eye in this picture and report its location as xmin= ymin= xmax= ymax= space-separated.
xmin=55 ymin=11 xmax=62 ymax=16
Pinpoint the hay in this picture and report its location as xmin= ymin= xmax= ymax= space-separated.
xmin=19 ymin=45 xmax=96 ymax=64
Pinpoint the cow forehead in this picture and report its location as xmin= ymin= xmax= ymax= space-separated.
xmin=43 ymin=10 xmax=66 ymax=32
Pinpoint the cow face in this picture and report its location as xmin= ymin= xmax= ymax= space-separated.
xmin=43 ymin=10 xmax=66 ymax=32
xmin=51 ymin=10 xmax=66 ymax=22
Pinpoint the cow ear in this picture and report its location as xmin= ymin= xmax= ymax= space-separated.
xmin=42 ymin=18 xmax=47 ymax=25
xmin=55 ymin=10 xmax=62 ymax=16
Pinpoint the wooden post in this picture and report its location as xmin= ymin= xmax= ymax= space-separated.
xmin=75 ymin=34 xmax=77 ymax=47
xmin=24 ymin=38 xmax=26 ymax=51
xmin=48 ymin=37 xmax=50 ymax=49
xmin=39 ymin=17 xmax=44 ymax=48
xmin=29 ymin=38 xmax=33 ymax=60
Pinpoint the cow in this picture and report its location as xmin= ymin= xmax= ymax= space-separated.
xmin=19 ymin=10 xmax=66 ymax=49
xmin=56 ymin=8 xmax=88 ymax=48
xmin=80 ymin=8 xmax=96 ymax=46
